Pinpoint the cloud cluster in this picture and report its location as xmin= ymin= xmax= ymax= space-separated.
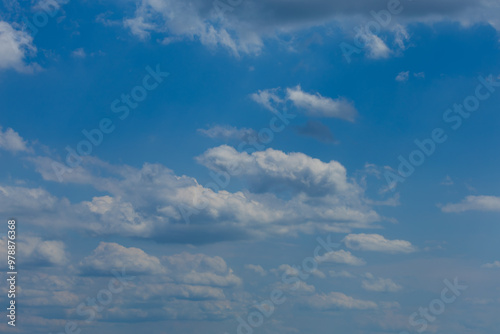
xmin=18 ymin=144 xmax=383 ymax=243
xmin=198 ymin=125 xmax=257 ymax=142
xmin=0 ymin=21 xmax=37 ymax=73
xmin=441 ymin=195 xmax=500 ymax=213
xmin=251 ymin=85 xmax=357 ymax=122
xmin=343 ymin=234 xmax=417 ymax=254
xmin=304 ymin=291 xmax=378 ymax=310
xmin=121 ymin=0 xmax=500 ymax=57
xmin=0 ymin=126 xmax=32 ymax=152
xmin=361 ymin=273 xmax=402 ymax=292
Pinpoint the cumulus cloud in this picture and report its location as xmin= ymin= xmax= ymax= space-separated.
xmin=343 ymin=234 xmax=416 ymax=254
xmin=198 ymin=125 xmax=257 ymax=141
xmin=0 ymin=21 xmax=37 ymax=72
xmin=80 ymin=242 xmax=165 ymax=276
xmin=123 ymin=0 xmax=263 ymax=56
xmin=24 ymin=145 xmax=382 ymax=243
xmin=395 ymin=71 xmax=410 ymax=82
xmin=285 ymin=85 xmax=357 ymax=121
xmin=316 ymin=250 xmax=366 ymax=266
xmin=361 ymin=273 xmax=402 ymax=292
xmin=304 ymin=292 xmax=377 ymax=310
xmin=163 ymin=252 xmax=242 ymax=287
xmin=441 ymin=195 xmax=500 ymax=213
xmin=76 ymin=243 xmax=244 ymax=320
xmin=197 ymin=145 xmax=356 ymax=196
xmin=121 ymin=0 xmax=500 ymax=57
xmin=271 ymin=264 xmax=324 ymax=281
xmin=482 ymin=261 xmax=500 ymax=269
xmin=1 ymin=236 xmax=69 ymax=266
xmin=0 ymin=126 xmax=31 ymax=152
xmin=251 ymin=86 xmax=357 ymax=121
xmin=244 ymin=264 xmax=267 ymax=276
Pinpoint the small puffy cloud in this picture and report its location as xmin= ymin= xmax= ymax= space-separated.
xmin=72 ymin=48 xmax=86 ymax=58
xmin=286 ymin=85 xmax=357 ymax=121
xmin=441 ymin=196 xmax=500 ymax=213
xmin=0 ymin=21 xmax=37 ymax=72
xmin=482 ymin=261 xmax=500 ymax=269
xmin=316 ymin=250 xmax=366 ymax=266
xmin=361 ymin=273 xmax=402 ymax=292
xmin=356 ymin=30 xmax=391 ymax=60
xmin=343 ymin=234 xmax=416 ymax=254
xmin=251 ymin=86 xmax=357 ymax=121
xmin=271 ymin=264 xmax=324 ymax=280
xmin=275 ymin=280 xmax=316 ymax=295
xmin=80 ymin=242 xmax=165 ymax=275
xmin=304 ymin=292 xmax=377 ymax=310
xmin=250 ymin=88 xmax=284 ymax=113
xmin=244 ymin=264 xmax=267 ymax=276
xmin=395 ymin=71 xmax=410 ymax=82
xmin=198 ymin=125 xmax=257 ymax=142
xmin=163 ymin=252 xmax=242 ymax=287
xmin=0 ymin=126 xmax=31 ymax=153
xmin=1 ymin=237 xmax=69 ymax=266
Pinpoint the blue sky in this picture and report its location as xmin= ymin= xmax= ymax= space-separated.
xmin=1 ymin=0 xmax=500 ymax=333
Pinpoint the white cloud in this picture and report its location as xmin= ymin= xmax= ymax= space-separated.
xmin=163 ymin=252 xmax=242 ymax=287
xmin=441 ymin=195 xmax=500 ymax=213
xmin=271 ymin=263 xmax=324 ymax=280
xmin=316 ymin=249 xmax=366 ymax=266
xmin=355 ymin=29 xmax=391 ymax=60
xmin=24 ymin=146 xmax=382 ymax=243
xmin=250 ymin=88 xmax=284 ymax=113
xmin=72 ymin=48 xmax=86 ymax=58
xmin=304 ymin=292 xmax=377 ymax=310
xmin=286 ymin=85 xmax=357 ymax=121
xmin=0 ymin=126 xmax=31 ymax=152
xmin=251 ymin=86 xmax=357 ymax=121
xmin=361 ymin=273 xmax=402 ymax=292
xmin=198 ymin=125 xmax=257 ymax=141
xmin=244 ymin=264 xmax=267 ymax=276
xmin=482 ymin=261 xmax=500 ymax=269
xmin=124 ymin=0 xmax=263 ymax=56
xmin=1 ymin=236 xmax=69 ymax=266
xmin=121 ymin=0 xmax=500 ymax=57
xmin=343 ymin=234 xmax=416 ymax=254
xmin=80 ymin=242 xmax=166 ymax=275
xmin=197 ymin=145 xmax=356 ymax=196
xmin=0 ymin=21 xmax=37 ymax=73
xmin=395 ymin=71 xmax=410 ymax=82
